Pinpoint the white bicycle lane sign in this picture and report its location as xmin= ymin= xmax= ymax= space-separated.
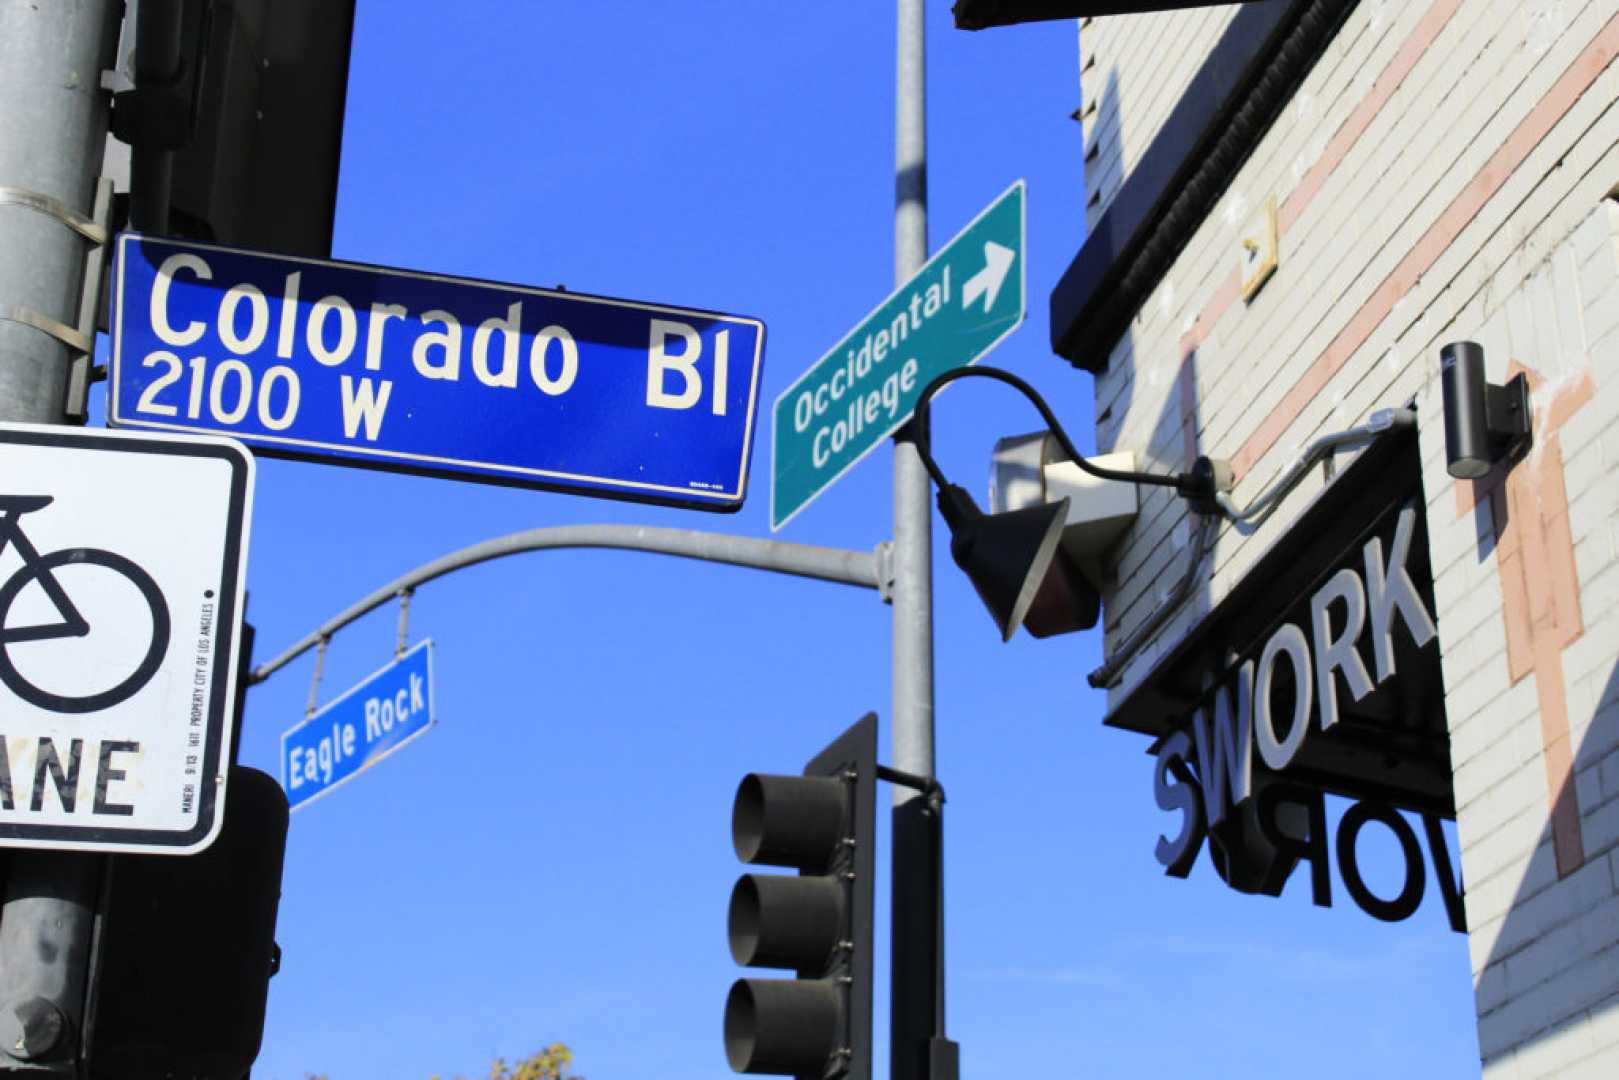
xmin=0 ymin=423 xmax=252 ymax=854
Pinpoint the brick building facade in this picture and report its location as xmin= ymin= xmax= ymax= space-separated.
xmin=1064 ymin=2 xmax=1619 ymax=1074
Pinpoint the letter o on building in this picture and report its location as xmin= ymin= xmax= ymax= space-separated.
xmin=1253 ymin=622 xmax=1313 ymax=771
xmin=1336 ymin=800 xmax=1425 ymax=922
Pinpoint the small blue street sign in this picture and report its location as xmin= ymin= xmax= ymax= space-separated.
xmin=281 ymin=640 xmax=435 ymax=810
xmin=110 ymin=234 xmax=767 ymax=511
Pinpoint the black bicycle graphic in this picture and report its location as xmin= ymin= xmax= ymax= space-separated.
xmin=0 ymin=495 xmax=170 ymax=714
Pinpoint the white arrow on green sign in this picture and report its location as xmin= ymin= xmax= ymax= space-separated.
xmin=771 ymin=180 xmax=1025 ymax=530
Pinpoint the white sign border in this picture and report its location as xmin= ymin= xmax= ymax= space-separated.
xmin=0 ymin=422 xmax=253 ymax=855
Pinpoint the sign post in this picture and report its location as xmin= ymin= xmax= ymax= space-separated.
xmin=110 ymin=235 xmax=768 ymax=511
xmin=0 ymin=423 xmax=252 ymax=854
xmin=770 ymin=180 xmax=1025 ymax=530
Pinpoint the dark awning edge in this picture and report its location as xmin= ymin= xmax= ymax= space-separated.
xmin=1051 ymin=0 xmax=1358 ymax=371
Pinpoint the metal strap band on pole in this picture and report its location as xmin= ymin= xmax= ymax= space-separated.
xmin=250 ymin=525 xmax=883 ymax=686
xmin=0 ymin=178 xmax=112 ymax=420
xmin=0 ymin=304 xmax=94 ymax=354
xmin=0 ymin=184 xmax=110 ymax=244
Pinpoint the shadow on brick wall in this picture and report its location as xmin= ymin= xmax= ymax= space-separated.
xmin=1470 ymin=559 xmax=1619 ymax=1069
xmin=1095 ymin=334 xmax=1211 ymax=659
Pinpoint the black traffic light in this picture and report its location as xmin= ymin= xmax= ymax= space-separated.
xmin=953 ymin=1 xmax=1271 ymax=31
xmin=174 ymin=0 xmax=355 ymax=257
xmin=725 ymin=714 xmax=876 ymax=1079
xmin=83 ymin=765 xmax=289 ymax=1079
xmin=114 ymin=0 xmax=355 ymax=257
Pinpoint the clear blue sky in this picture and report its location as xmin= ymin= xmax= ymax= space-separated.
xmin=163 ymin=4 xmax=1484 ymax=1077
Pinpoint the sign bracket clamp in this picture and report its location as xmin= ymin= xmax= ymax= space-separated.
xmin=305 ymin=636 xmax=329 ymax=720
xmin=875 ymin=540 xmax=896 ymax=604
xmin=876 ymin=762 xmax=945 ymax=810
xmin=395 ymin=588 xmax=413 ymax=658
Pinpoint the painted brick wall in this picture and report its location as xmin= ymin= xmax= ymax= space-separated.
xmin=1078 ymin=6 xmax=1241 ymax=230
xmin=1434 ymin=200 xmax=1619 ymax=1078
xmin=1081 ymin=1 xmax=1619 ymax=1073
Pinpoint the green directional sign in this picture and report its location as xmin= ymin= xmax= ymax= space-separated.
xmin=771 ymin=180 xmax=1025 ymax=530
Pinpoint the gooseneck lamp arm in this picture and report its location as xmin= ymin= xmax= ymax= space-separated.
xmin=910 ymin=366 xmax=1206 ymax=500
xmin=908 ymin=366 xmax=1218 ymax=645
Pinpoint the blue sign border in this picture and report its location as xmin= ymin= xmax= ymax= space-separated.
xmin=109 ymin=234 xmax=767 ymax=512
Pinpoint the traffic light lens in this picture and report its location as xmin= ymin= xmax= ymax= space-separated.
xmin=728 ymin=874 xmax=846 ymax=969
xmin=724 ymin=978 xmax=842 ymax=1075
xmin=732 ymin=773 xmax=847 ymax=868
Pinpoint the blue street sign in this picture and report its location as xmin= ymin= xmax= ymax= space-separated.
xmin=109 ymin=234 xmax=767 ymax=511
xmin=281 ymin=640 xmax=435 ymax=810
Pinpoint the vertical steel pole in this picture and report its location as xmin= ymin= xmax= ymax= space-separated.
xmin=892 ymin=2 xmax=946 ymax=1079
xmin=0 ymin=0 xmax=122 ymax=1072
xmin=893 ymin=0 xmax=931 ymax=775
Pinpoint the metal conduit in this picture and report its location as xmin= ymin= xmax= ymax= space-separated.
xmin=1215 ymin=407 xmax=1416 ymax=530
xmin=249 ymin=525 xmax=884 ymax=686
xmin=1087 ymin=513 xmax=1217 ymax=689
xmin=1086 ymin=407 xmax=1416 ymax=689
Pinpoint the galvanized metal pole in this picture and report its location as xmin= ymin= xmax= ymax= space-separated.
xmin=0 ymin=0 xmax=123 ymax=1073
xmin=893 ymin=0 xmax=933 ymax=749
xmin=893 ymin=2 xmax=951 ymax=1079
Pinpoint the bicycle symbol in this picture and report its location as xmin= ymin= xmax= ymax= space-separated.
xmin=0 ymin=495 xmax=170 ymax=714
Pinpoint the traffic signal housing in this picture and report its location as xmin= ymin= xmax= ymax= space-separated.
xmin=172 ymin=0 xmax=355 ymax=256
xmin=725 ymin=714 xmax=876 ymax=1080
xmin=112 ymin=0 xmax=355 ymax=257
xmin=84 ymin=765 xmax=289 ymax=1079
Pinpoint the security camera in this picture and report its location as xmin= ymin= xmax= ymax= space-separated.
xmin=1439 ymin=341 xmax=1531 ymax=480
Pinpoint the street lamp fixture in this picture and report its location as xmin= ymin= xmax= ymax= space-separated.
xmin=911 ymin=366 xmax=1220 ymax=641
xmin=934 ymin=473 xmax=1083 ymax=642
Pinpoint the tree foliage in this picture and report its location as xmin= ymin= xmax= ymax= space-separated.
xmin=306 ymin=1042 xmax=583 ymax=1080
xmin=434 ymin=1044 xmax=583 ymax=1080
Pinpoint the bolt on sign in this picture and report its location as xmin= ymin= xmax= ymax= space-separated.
xmin=0 ymin=424 xmax=251 ymax=854
xmin=109 ymin=234 xmax=767 ymax=512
